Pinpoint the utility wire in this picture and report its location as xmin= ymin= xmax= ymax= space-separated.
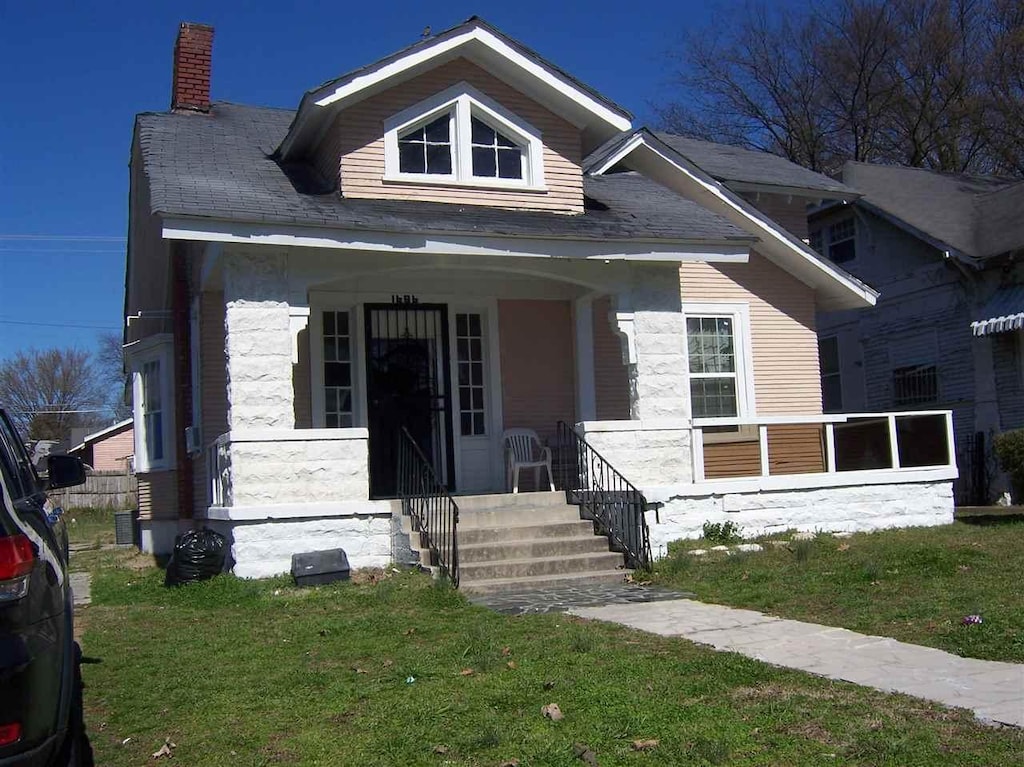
xmin=0 ymin=235 xmax=124 ymax=242
xmin=0 ymin=319 xmax=121 ymax=330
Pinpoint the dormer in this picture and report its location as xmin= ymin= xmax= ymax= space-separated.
xmin=277 ymin=18 xmax=632 ymax=215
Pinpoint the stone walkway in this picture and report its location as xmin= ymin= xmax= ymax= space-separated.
xmin=570 ymin=599 xmax=1024 ymax=728
xmin=467 ymin=582 xmax=689 ymax=615
xmin=69 ymin=571 xmax=91 ymax=607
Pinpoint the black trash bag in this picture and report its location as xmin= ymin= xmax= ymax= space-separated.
xmin=164 ymin=527 xmax=227 ymax=587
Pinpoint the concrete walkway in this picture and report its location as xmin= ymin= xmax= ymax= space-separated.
xmin=69 ymin=571 xmax=91 ymax=607
xmin=570 ymin=599 xmax=1024 ymax=728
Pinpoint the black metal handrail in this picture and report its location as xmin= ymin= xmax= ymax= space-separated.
xmin=554 ymin=421 xmax=652 ymax=570
xmin=397 ymin=427 xmax=459 ymax=587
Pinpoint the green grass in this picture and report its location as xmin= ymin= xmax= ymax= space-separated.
xmin=653 ymin=521 xmax=1024 ymax=663
xmin=65 ymin=506 xmax=119 ymax=548
xmin=74 ymin=559 xmax=1024 ymax=766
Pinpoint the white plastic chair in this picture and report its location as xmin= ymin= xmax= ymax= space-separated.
xmin=503 ymin=428 xmax=555 ymax=494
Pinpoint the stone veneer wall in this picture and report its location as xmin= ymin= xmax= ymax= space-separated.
xmin=645 ymin=481 xmax=954 ymax=559
xmin=223 ymin=429 xmax=370 ymax=507
xmin=577 ymin=421 xmax=692 ymax=488
xmin=205 ymin=513 xmax=393 ymax=580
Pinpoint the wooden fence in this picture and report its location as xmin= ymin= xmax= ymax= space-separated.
xmin=48 ymin=470 xmax=137 ymax=510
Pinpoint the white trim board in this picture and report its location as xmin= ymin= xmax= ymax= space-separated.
xmin=589 ymin=132 xmax=878 ymax=311
xmin=162 ymin=218 xmax=750 ymax=263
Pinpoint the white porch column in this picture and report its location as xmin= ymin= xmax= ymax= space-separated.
xmin=594 ymin=265 xmax=692 ymax=487
xmin=223 ymin=250 xmax=295 ymax=430
xmin=574 ymin=295 xmax=597 ymax=422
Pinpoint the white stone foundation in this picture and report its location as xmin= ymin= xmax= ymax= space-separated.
xmin=138 ymin=519 xmax=190 ymax=555
xmin=646 ymin=480 xmax=954 ymax=559
xmin=577 ymin=420 xmax=693 ymax=486
xmin=203 ymin=508 xmax=394 ymax=579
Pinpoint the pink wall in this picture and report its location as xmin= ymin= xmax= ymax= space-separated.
xmin=91 ymin=426 xmax=134 ymax=471
xmin=498 ymin=299 xmax=576 ymax=442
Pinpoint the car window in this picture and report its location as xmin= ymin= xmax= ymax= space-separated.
xmin=0 ymin=410 xmax=37 ymax=501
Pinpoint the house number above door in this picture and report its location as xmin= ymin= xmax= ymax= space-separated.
xmin=391 ymin=294 xmax=420 ymax=305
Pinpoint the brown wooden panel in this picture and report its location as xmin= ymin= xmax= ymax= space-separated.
xmin=703 ymin=440 xmax=761 ymax=479
xmin=767 ymin=424 xmax=826 ymax=475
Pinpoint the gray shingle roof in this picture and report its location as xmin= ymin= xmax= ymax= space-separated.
xmin=136 ymin=103 xmax=753 ymax=244
xmin=841 ymin=162 xmax=1024 ymax=260
xmin=653 ymin=134 xmax=856 ymax=196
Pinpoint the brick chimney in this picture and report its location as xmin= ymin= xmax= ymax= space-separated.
xmin=171 ymin=22 xmax=214 ymax=112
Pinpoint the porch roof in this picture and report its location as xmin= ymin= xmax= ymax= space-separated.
xmin=135 ymin=103 xmax=754 ymax=246
xmin=971 ymin=285 xmax=1024 ymax=336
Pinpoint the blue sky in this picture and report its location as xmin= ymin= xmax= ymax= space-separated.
xmin=0 ymin=0 xmax=729 ymax=362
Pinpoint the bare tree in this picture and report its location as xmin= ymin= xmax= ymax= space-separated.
xmin=97 ymin=332 xmax=132 ymax=422
xmin=657 ymin=0 xmax=1024 ymax=175
xmin=0 ymin=348 xmax=108 ymax=443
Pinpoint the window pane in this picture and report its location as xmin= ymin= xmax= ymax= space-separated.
xmin=323 ymin=311 xmax=335 ymax=335
xmin=323 ymin=337 xmax=336 ymax=362
xmin=150 ymin=415 xmax=163 ymax=460
xmin=461 ymin=412 xmax=472 ymax=436
xmin=460 ymin=387 xmax=471 ymax=409
xmin=326 ymin=413 xmax=338 ymax=428
xmin=325 ymin=362 xmax=351 ymax=387
xmin=399 ymin=142 xmax=425 ymax=173
xmin=819 ymin=337 xmax=840 ymax=374
xmin=691 ymin=378 xmax=738 ymax=418
xmin=496 ymin=132 xmax=517 ymax=148
xmin=471 ymin=388 xmax=484 ymax=409
xmin=336 ymin=312 xmax=349 ymax=334
xmin=471 ymin=117 xmax=494 ymax=145
xmin=829 ymin=239 xmax=856 ymax=263
xmin=456 ymin=314 xmax=468 ymax=336
xmin=472 ymin=146 xmax=496 ymax=177
xmin=469 ymin=314 xmax=481 ymax=336
xmin=473 ymin=413 xmax=485 ymax=434
xmin=471 ymin=363 xmax=483 ymax=385
xmin=470 ymin=338 xmax=482 ymax=359
xmin=458 ymin=362 xmax=469 ymax=385
xmin=425 ymin=144 xmax=452 ymax=174
xmin=497 ymin=148 xmax=522 ymax=179
xmin=423 ymin=115 xmax=449 ymax=143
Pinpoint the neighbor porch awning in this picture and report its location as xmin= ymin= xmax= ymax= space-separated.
xmin=971 ymin=285 xmax=1024 ymax=336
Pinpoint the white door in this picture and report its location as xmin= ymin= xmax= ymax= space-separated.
xmin=451 ymin=309 xmax=496 ymax=493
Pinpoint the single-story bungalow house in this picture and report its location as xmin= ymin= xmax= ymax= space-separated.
xmin=124 ymin=19 xmax=958 ymax=589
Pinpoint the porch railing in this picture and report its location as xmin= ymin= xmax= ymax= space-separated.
xmin=691 ymin=410 xmax=956 ymax=483
xmin=554 ymin=421 xmax=652 ymax=570
xmin=397 ymin=427 xmax=460 ymax=587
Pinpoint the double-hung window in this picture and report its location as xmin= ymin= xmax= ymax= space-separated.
xmin=129 ymin=336 xmax=173 ymax=472
xmin=385 ymin=82 xmax=543 ymax=189
xmin=684 ymin=305 xmax=753 ymax=421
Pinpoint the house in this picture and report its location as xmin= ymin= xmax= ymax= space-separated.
xmin=124 ymin=19 xmax=958 ymax=584
xmin=67 ymin=418 xmax=134 ymax=472
xmin=813 ymin=162 xmax=1024 ymax=503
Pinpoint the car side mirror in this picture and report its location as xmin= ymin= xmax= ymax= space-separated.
xmin=47 ymin=454 xmax=86 ymax=490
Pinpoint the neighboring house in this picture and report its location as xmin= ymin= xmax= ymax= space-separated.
xmin=813 ymin=162 xmax=1024 ymax=503
xmin=68 ymin=418 xmax=134 ymax=472
xmin=124 ymin=19 xmax=958 ymax=580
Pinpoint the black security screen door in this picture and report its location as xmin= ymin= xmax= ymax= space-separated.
xmin=365 ymin=304 xmax=455 ymax=498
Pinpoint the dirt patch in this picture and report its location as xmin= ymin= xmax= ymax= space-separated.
xmin=261 ymin=733 xmax=300 ymax=764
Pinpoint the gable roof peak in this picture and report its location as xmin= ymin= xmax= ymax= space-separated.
xmin=277 ymin=17 xmax=632 ymax=162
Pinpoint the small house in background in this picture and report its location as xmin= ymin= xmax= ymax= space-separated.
xmin=68 ymin=418 xmax=134 ymax=472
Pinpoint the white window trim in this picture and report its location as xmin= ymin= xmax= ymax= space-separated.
xmin=683 ymin=302 xmax=756 ymax=421
xmin=309 ymin=305 xmax=362 ymax=430
xmin=383 ymin=81 xmax=546 ymax=191
xmin=128 ymin=334 xmax=174 ymax=473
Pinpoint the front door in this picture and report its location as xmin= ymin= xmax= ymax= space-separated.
xmin=364 ymin=304 xmax=455 ymax=498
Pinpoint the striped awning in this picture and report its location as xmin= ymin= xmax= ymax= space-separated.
xmin=971 ymin=285 xmax=1024 ymax=336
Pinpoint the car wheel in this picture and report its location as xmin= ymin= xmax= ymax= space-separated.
xmin=52 ymin=644 xmax=93 ymax=767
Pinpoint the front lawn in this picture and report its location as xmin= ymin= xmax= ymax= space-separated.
xmin=652 ymin=521 xmax=1024 ymax=663
xmin=76 ymin=557 xmax=1023 ymax=766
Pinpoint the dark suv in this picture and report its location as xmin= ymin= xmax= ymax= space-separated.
xmin=0 ymin=409 xmax=87 ymax=766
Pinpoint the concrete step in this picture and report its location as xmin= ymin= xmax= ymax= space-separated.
xmin=452 ymin=491 xmax=568 ymax=511
xmin=458 ymin=536 xmax=611 ymax=563
xmin=460 ymin=569 xmax=628 ymax=595
xmin=459 ymin=551 xmax=625 ymax=582
xmin=457 ymin=505 xmax=583 ymax=529
xmin=457 ymin=520 xmax=596 ymax=545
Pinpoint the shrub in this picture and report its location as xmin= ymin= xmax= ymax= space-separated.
xmin=993 ymin=428 xmax=1024 ymax=498
xmin=702 ymin=520 xmax=743 ymax=544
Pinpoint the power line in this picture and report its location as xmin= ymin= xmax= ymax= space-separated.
xmin=0 ymin=235 xmax=125 ymax=242
xmin=0 ymin=319 xmax=121 ymax=330
xmin=0 ymin=247 xmax=124 ymax=254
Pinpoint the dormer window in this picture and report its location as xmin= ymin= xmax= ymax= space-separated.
xmin=384 ymin=82 xmax=544 ymax=190
xmin=470 ymin=118 xmax=522 ymax=180
xmin=398 ymin=115 xmax=453 ymax=175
